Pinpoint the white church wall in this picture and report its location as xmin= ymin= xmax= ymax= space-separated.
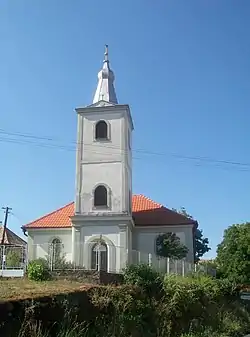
xmin=80 ymin=162 xmax=123 ymax=213
xmin=80 ymin=224 xmax=127 ymax=273
xmin=133 ymin=225 xmax=194 ymax=263
xmin=27 ymin=229 xmax=72 ymax=262
xmin=75 ymin=106 xmax=132 ymax=215
xmin=81 ymin=113 xmax=125 ymax=163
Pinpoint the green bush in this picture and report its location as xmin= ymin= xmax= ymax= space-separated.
xmin=5 ymin=250 xmax=21 ymax=268
xmin=27 ymin=258 xmax=51 ymax=281
xmin=46 ymin=254 xmax=76 ymax=271
xmin=161 ymin=274 xmax=249 ymax=336
xmin=9 ymin=278 xmax=250 ymax=337
xmin=123 ymin=263 xmax=163 ymax=296
xmin=89 ymin=285 xmax=156 ymax=336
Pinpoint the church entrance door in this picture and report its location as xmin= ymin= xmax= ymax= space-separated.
xmin=91 ymin=241 xmax=108 ymax=271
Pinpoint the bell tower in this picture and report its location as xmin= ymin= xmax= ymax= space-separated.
xmin=74 ymin=45 xmax=133 ymax=216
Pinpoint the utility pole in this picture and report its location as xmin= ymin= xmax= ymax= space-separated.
xmin=1 ymin=207 xmax=12 ymax=245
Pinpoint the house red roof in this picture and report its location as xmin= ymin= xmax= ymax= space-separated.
xmin=23 ymin=194 xmax=196 ymax=229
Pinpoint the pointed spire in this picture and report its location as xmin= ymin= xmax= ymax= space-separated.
xmin=93 ymin=45 xmax=118 ymax=104
xmin=104 ymin=44 xmax=109 ymax=62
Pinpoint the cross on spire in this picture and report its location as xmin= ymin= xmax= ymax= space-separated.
xmin=104 ymin=44 xmax=109 ymax=62
xmin=92 ymin=45 xmax=118 ymax=104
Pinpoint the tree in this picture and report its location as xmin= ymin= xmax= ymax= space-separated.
xmin=216 ymin=223 xmax=250 ymax=284
xmin=156 ymin=232 xmax=189 ymax=259
xmin=172 ymin=207 xmax=211 ymax=263
xmin=194 ymin=228 xmax=211 ymax=263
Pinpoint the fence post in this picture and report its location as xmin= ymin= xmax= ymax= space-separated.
xmin=2 ymin=245 xmax=6 ymax=275
xmin=167 ymin=257 xmax=170 ymax=274
xmin=182 ymin=260 xmax=185 ymax=277
xmin=49 ymin=244 xmax=53 ymax=271
xmin=97 ymin=244 xmax=101 ymax=272
xmin=148 ymin=253 xmax=152 ymax=267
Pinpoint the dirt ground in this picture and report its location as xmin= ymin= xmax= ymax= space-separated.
xmin=0 ymin=278 xmax=94 ymax=301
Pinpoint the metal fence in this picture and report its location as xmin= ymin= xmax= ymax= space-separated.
xmin=0 ymin=244 xmax=27 ymax=277
xmin=28 ymin=242 xmax=215 ymax=277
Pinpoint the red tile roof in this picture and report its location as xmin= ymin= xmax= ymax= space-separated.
xmin=23 ymin=194 xmax=196 ymax=229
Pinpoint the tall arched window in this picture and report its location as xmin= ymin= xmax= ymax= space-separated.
xmin=95 ymin=120 xmax=108 ymax=140
xmin=91 ymin=241 xmax=108 ymax=271
xmin=94 ymin=185 xmax=108 ymax=207
xmin=49 ymin=238 xmax=62 ymax=269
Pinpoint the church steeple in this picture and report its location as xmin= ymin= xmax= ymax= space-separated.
xmin=93 ymin=45 xmax=118 ymax=104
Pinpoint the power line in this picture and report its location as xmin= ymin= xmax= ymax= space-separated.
xmin=0 ymin=128 xmax=250 ymax=172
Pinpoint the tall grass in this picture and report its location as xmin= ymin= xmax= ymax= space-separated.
xmin=18 ymin=320 xmax=89 ymax=337
xmin=8 ymin=267 xmax=250 ymax=337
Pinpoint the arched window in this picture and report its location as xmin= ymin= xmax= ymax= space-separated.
xmin=91 ymin=241 xmax=108 ymax=271
xmin=49 ymin=238 xmax=62 ymax=269
xmin=94 ymin=185 xmax=108 ymax=207
xmin=95 ymin=120 xmax=108 ymax=140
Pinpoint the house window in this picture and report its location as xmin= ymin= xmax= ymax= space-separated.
xmin=95 ymin=120 xmax=108 ymax=140
xmin=94 ymin=185 xmax=108 ymax=207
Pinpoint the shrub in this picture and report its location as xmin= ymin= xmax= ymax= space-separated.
xmin=123 ymin=263 xmax=163 ymax=296
xmin=5 ymin=250 xmax=21 ymax=268
xmin=27 ymin=258 xmax=51 ymax=281
xmin=161 ymin=274 xmax=249 ymax=336
xmin=46 ymin=254 xmax=76 ymax=271
xmin=90 ymin=285 xmax=156 ymax=336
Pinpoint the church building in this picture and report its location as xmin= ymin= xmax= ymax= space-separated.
xmin=23 ymin=46 xmax=197 ymax=273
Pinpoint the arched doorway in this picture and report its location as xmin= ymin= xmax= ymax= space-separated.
xmin=91 ymin=241 xmax=108 ymax=271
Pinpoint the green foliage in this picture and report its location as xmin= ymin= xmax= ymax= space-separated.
xmin=172 ymin=207 xmax=211 ymax=262
xmin=156 ymin=232 xmax=189 ymax=259
xmin=123 ymin=263 xmax=163 ymax=296
xmin=161 ymin=274 xmax=248 ymax=336
xmin=197 ymin=259 xmax=218 ymax=277
xmin=216 ymin=222 xmax=250 ymax=284
xmin=5 ymin=249 xmax=21 ymax=268
xmin=89 ymin=285 xmax=155 ymax=336
xmin=9 ymin=275 xmax=250 ymax=337
xmin=46 ymin=254 xmax=76 ymax=271
xmin=27 ymin=258 xmax=51 ymax=281
xmin=194 ymin=228 xmax=211 ymax=263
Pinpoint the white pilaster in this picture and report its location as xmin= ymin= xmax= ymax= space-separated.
xmin=71 ymin=227 xmax=76 ymax=263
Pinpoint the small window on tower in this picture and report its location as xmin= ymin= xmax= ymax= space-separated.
xmin=94 ymin=185 xmax=108 ymax=208
xmin=95 ymin=120 xmax=108 ymax=140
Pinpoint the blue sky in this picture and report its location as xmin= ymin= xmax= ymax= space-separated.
xmin=0 ymin=0 xmax=249 ymax=258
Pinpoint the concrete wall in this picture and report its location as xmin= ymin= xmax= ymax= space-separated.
xmin=78 ymin=222 xmax=129 ymax=273
xmin=27 ymin=229 xmax=72 ymax=262
xmin=27 ymin=222 xmax=194 ymax=273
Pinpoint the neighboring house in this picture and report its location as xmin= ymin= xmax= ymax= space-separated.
xmin=22 ymin=46 xmax=198 ymax=273
xmin=0 ymin=226 xmax=27 ymax=270
xmin=0 ymin=226 xmax=26 ymax=246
